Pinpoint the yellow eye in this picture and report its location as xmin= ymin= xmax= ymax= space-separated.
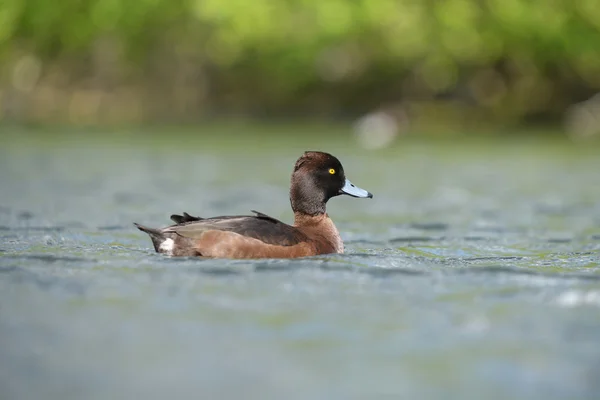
xmin=329 ymin=168 xmax=335 ymax=175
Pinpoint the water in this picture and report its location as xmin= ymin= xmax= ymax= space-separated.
xmin=1 ymin=129 xmax=600 ymax=399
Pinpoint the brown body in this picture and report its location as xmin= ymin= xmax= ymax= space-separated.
xmin=160 ymin=213 xmax=342 ymax=258
xmin=134 ymin=151 xmax=372 ymax=259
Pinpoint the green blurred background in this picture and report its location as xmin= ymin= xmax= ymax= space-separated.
xmin=2 ymin=0 xmax=600 ymax=140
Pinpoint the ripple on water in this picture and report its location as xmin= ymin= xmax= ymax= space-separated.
xmin=2 ymin=254 xmax=94 ymax=263
xmin=389 ymin=236 xmax=445 ymax=243
xmin=409 ymin=222 xmax=449 ymax=231
xmin=97 ymin=225 xmax=130 ymax=231
xmin=0 ymin=226 xmax=66 ymax=232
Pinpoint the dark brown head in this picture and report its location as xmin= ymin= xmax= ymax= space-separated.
xmin=290 ymin=151 xmax=373 ymax=215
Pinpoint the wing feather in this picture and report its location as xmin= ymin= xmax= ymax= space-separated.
xmin=164 ymin=212 xmax=307 ymax=246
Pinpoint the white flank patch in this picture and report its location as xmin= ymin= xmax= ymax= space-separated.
xmin=159 ymin=238 xmax=175 ymax=255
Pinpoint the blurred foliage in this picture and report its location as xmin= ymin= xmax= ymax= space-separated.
xmin=1 ymin=0 xmax=600 ymax=130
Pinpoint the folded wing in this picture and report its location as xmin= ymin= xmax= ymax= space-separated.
xmin=164 ymin=211 xmax=307 ymax=246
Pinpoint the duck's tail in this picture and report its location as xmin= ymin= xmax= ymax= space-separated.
xmin=134 ymin=223 xmax=167 ymax=253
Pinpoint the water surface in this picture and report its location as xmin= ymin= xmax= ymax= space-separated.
xmin=1 ymin=129 xmax=599 ymax=399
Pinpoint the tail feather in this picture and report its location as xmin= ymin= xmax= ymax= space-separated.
xmin=134 ymin=223 xmax=167 ymax=252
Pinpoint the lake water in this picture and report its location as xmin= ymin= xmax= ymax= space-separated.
xmin=1 ymin=127 xmax=599 ymax=399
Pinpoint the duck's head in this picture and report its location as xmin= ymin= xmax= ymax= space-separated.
xmin=290 ymin=151 xmax=372 ymax=215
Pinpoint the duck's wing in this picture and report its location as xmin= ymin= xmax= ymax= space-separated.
xmin=164 ymin=211 xmax=308 ymax=246
xmin=169 ymin=210 xmax=278 ymax=226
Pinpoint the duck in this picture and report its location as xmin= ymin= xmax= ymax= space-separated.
xmin=134 ymin=151 xmax=372 ymax=259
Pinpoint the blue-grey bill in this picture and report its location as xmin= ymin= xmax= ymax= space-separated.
xmin=340 ymin=179 xmax=373 ymax=198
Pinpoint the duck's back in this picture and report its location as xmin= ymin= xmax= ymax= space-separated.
xmin=166 ymin=212 xmax=307 ymax=246
xmin=162 ymin=211 xmax=318 ymax=258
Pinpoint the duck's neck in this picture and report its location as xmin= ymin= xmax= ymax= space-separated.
xmin=289 ymin=177 xmax=327 ymax=216
xmin=293 ymin=212 xmax=344 ymax=254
